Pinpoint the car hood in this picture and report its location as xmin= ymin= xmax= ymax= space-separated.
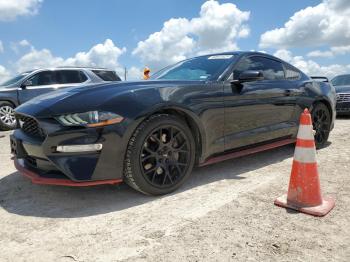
xmin=335 ymin=85 xmax=350 ymax=93
xmin=15 ymin=80 xmax=204 ymax=118
xmin=0 ymin=85 xmax=13 ymax=91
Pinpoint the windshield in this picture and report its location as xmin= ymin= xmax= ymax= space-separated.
xmin=152 ymin=54 xmax=236 ymax=81
xmin=331 ymin=75 xmax=350 ymax=86
xmin=1 ymin=71 xmax=33 ymax=86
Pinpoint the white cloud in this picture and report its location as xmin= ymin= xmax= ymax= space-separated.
xmin=0 ymin=65 xmax=10 ymax=82
xmin=260 ymin=0 xmax=350 ymax=52
xmin=10 ymin=39 xmax=33 ymax=54
xmin=15 ymin=39 xmax=126 ymax=73
xmin=331 ymin=45 xmax=350 ymax=55
xmin=274 ymin=49 xmax=350 ymax=79
xmin=126 ymin=66 xmax=143 ymax=81
xmin=0 ymin=40 xmax=3 ymax=53
xmin=307 ymin=45 xmax=350 ymax=58
xmin=307 ymin=50 xmax=334 ymax=58
xmin=133 ymin=0 xmax=250 ymax=69
xmin=18 ymin=39 xmax=31 ymax=47
xmin=273 ymin=49 xmax=294 ymax=62
xmin=15 ymin=48 xmax=64 ymax=72
xmin=0 ymin=0 xmax=43 ymax=21
xmin=64 ymin=39 xmax=126 ymax=69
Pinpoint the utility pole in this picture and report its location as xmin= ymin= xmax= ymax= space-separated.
xmin=124 ymin=67 xmax=127 ymax=81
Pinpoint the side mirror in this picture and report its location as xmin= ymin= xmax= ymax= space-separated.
xmin=238 ymin=70 xmax=264 ymax=83
xmin=21 ymin=80 xmax=33 ymax=89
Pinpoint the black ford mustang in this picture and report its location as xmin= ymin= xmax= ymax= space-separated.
xmin=10 ymin=52 xmax=336 ymax=195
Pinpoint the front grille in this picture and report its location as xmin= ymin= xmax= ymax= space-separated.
xmin=337 ymin=93 xmax=350 ymax=103
xmin=16 ymin=114 xmax=46 ymax=139
xmin=337 ymin=107 xmax=350 ymax=112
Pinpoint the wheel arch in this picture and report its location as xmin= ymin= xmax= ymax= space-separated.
xmin=310 ymin=98 xmax=333 ymax=148
xmin=311 ymin=98 xmax=333 ymax=120
xmin=143 ymin=106 xmax=206 ymax=163
xmin=0 ymin=99 xmax=17 ymax=107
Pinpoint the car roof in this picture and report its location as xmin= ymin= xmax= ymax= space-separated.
xmin=30 ymin=67 xmax=114 ymax=72
xmin=193 ymin=51 xmax=284 ymax=61
xmin=55 ymin=66 xmax=111 ymax=70
xmin=332 ymin=74 xmax=350 ymax=78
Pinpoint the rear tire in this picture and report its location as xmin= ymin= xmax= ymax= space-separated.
xmin=311 ymin=103 xmax=331 ymax=149
xmin=124 ymin=114 xmax=196 ymax=195
xmin=0 ymin=102 xmax=16 ymax=131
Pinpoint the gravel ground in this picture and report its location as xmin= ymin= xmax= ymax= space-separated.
xmin=0 ymin=119 xmax=349 ymax=262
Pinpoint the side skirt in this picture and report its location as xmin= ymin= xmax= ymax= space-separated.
xmin=199 ymin=138 xmax=296 ymax=167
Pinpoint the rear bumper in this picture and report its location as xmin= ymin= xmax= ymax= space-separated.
xmin=14 ymin=158 xmax=122 ymax=186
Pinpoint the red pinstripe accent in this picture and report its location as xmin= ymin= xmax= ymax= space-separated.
xmin=296 ymin=139 xmax=315 ymax=148
xmin=14 ymin=158 xmax=123 ymax=187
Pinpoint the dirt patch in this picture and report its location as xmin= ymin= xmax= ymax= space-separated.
xmin=0 ymin=120 xmax=349 ymax=261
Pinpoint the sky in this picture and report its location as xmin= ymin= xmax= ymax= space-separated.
xmin=1 ymin=0 xmax=350 ymax=81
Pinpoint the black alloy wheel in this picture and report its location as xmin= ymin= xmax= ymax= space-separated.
xmin=312 ymin=103 xmax=331 ymax=149
xmin=140 ymin=126 xmax=190 ymax=188
xmin=124 ymin=114 xmax=195 ymax=195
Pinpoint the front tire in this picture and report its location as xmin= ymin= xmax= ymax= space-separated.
xmin=124 ymin=114 xmax=196 ymax=195
xmin=0 ymin=102 xmax=17 ymax=131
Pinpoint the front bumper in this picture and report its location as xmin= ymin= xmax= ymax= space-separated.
xmin=10 ymin=120 xmax=128 ymax=185
xmin=336 ymin=102 xmax=350 ymax=115
xmin=14 ymin=157 xmax=122 ymax=186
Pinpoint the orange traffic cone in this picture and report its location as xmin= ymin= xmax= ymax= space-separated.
xmin=274 ymin=108 xmax=335 ymax=217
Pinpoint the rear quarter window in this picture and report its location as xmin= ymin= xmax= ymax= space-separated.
xmin=284 ymin=64 xmax=301 ymax=80
xmin=92 ymin=70 xmax=121 ymax=81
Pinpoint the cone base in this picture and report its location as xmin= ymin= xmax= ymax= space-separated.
xmin=274 ymin=194 xmax=335 ymax=217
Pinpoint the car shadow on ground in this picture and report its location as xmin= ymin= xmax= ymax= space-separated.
xmin=0 ymin=144 xmax=297 ymax=219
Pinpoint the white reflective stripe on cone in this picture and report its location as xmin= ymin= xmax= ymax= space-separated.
xmin=297 ymin=125 xmax=314 ymax=140
xmin=294 ymin=147 xmax=317 ymax=163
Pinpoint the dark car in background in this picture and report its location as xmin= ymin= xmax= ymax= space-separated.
xmin=11 ymin=52 xmax=336 ymax=195
xmin=0 ymin=67 xmax=121 ymax=130
xmin=331 ymin=74 xmax=350 ymax=115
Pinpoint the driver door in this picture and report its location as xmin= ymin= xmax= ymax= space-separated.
xmin=224 ymin=55 xmax=297 ymax=151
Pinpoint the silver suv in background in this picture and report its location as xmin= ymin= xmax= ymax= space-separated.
xmin=0 ymin=67 xmax=121 ymax=130
xmin=331 ymin=74 xmax=350 ymax=115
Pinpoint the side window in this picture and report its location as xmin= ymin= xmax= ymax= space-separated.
xmin=234 ymin=56 xmax=285 ymax=80
xmin=27 ymin=71 xmax=57 ymax=86
xmin=284 ymin=64 xmax=301 ymax=80
xmin=57 ymin=70 xmax=87 ymax=84
xmin=92 ymin=70 xmax=121 ymax=81
xmin=79 ymin=71 xmax=88 ymax=82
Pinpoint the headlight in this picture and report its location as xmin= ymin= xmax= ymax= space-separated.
xmin=56 ymin=111 xmax=124 ymax=127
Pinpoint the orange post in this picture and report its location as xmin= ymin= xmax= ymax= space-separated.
xmin=274 ymin=108 xmax=335 ymax=217
xmin=143 ymin=67 xmax=150 ymax=80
